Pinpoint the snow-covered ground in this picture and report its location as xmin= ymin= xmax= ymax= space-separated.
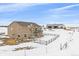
xmin=0 ymin=26 xmax=79 ymax=56
xmin=0 ymin=27 xmax=8 ymax=35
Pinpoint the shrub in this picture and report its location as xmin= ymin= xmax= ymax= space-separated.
xmin=3 ymin=38 xmax=17 ymax=45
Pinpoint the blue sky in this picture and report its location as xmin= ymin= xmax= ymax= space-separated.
xmin=0 ymin=3 xmax=79 ymax=25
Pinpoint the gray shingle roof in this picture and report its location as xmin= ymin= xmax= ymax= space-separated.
xmin=11 ymin=21 xmax=40 ymax=27
xmin=47 ymin=24 xmax=64 ymax=26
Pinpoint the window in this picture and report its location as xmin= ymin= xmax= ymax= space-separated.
xmin=24 ymin=34 xmax=27 ymax=37
xmin=60 ymin=26 xmax=63 ymax=29
xmin=28 ymin=37 xmax=31 ymax=39
xmin=18 ymin=35 xmax=20 ymax=37
xmin=48 ymin=26 xmax=52 ymax=28
xmin=54 ymin=26 xmax=58 ymax=28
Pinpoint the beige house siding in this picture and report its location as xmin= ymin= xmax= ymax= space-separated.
xmin=8 ymin=21 xmax=43 ymax=43
xmin=8 ymin=22 xmax=19 ymax=38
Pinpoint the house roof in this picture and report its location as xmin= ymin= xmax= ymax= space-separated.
xmin=47 ymin=24 xmax=64 ymax=26
xmin=10 ymin=21 xmax=40 ymax=27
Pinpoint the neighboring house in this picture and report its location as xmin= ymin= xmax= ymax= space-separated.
xmin=8 ymin=21 xmax=43 ymax=43
xmin=0 ymin=26 xmax=9 ymax=40
xmin=0 ymin=26 xmax=8 ymax=35
xmin=68 ymin=27 xmax=79 ymax=31
xmin=46 ymin=24 xmax=65 ymax=29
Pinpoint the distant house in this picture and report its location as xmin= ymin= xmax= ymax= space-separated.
xmin=68 ymin=27 xmax=79 ymax=31
xmin=46 ymin=24 xmax=65 ymax=29
xmin=8 ymin=21 xmax=43 ymax=43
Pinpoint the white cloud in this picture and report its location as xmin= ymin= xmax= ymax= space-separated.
xmin=53 ymin=4 xmax=79 ymax=11
xmin=0 ymin=3 xmax=40 ymax=13
xmin=43 ymin=4 xmax=79 ymax=20
xmin=46 ymin=4 xmax=79 ymax=13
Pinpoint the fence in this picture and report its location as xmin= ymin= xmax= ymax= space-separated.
xmin=34 ymin=34 xmax=59 ymax=45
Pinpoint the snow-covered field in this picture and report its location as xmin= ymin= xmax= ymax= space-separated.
xmin=0 ymin=26 xmax=79 ymax=56
xmin=0 ymin=27 xmax=8 ymax=35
